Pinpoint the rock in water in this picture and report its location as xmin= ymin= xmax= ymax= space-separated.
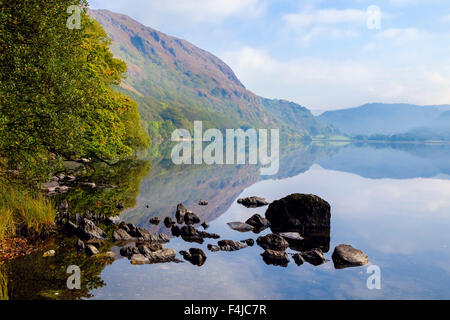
xmin=184 ymin=211 xmax=201 ymax=225
xmin=261 ymin=249 xmax=290 ymax=266
xmin=332 ymin=244 xmax=369 ymax=269
xmin=130 ymin=254 xmax=149 ymax=265
xmin=164 ymin=217 xmax=175 ymax=228
xmin=180 ymin=226 xmax=204 ymax=244
xmin=227 ymin=222 xmax=254 ymax=232
xmin=201 ymin=221 xmax=210 ymax=229
xmin=77 ymin=218 xmax=106 ymax=240
xmin=292 ymin=253 xmax=305 ymax=266
xmin=265 ymin=194 xmax=331 ymax=234
xmin=198 ymin=199 xmax=208 ymax=206
xmin=218 ymin=240 xmax=248 ymax=251
xmin=181 ymin=248 xmax=207 ymax=266
xmin=245 ymin=214 xmax=270 ymax=232
xmin=175 ymin=203 xmax=188 ymax=224
xmin=241 ymin=239 xmax=255 ymax=246
xmin=149 ymin=217 xmax=160 ymax=225
xmin=237 ymin=196 xmax=269 ymax=208
xmin=113 ymin=229 xmax=133 ymax=241
xmin=256 ymin=234 xmax=289 ymax=251
xmin=299 ymin=248 xmax=327 ymax=266
xmin=207 ymin=244 xmax=220 ymax=252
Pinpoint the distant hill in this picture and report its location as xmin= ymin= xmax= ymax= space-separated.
xmin=89 ymin=9 xmax=332 ymax=142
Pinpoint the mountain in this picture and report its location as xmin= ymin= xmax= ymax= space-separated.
xmin=89 ymin=9 xmax=331 ymax=142
xmin=318 ymin=103 xmax=450 ymax=136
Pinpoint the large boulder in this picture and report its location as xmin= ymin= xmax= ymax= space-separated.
xmin=146 ymin=248 xmax=176 ymax=264
xmin=184 ymin=211 xmax=201 ymax=225
xmin=77 ymin=218 xmax=106 ymax=240
xmin=265 ymin=194 xmax=331 ymax=234
xmin=180 ymin=226 xmax=204 ymax=244
xmin=332 ymin=244 xmax=369 ymax=269
xmin=256 ymin=234 xmax=289 ymax=251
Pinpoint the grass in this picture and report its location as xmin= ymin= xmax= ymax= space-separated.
xmin=0 ymin=182 xmax=56 ymax=241
xmin=0 ymin=266 xmax=7 ymax=300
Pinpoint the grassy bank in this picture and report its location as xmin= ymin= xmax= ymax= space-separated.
xmin=0 ymin=182 xmax=56 ymax=241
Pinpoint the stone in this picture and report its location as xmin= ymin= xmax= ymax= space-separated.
xmin=43 ymin=250 xmax=56 ymax=257
xmin=75 ymin=239 xmax=85 ymax=252
xmin=256 ymin=234 xmax=289 ymax=251
xmin=130 ymin=254 xmax=149 ymax=265
xmin=175 ymin=203 xmax=188 ymax=224
xmin=218 ymin=240 xmax=248 ymax=252
xmin=261 ymin=249 xmax=290 ymax=266
xmin=181 ymin=248 xmax=207 ymax=266
xmin=138 ymin=243 xmax=163 ymax=255
xmin=198 ymin=199 xmax=208 ymax=206
xmin=106 ymin=216 xmax=120 ymax=225
xmin=300 ymin=249 xmax=327 ymax=266
xmin=199 ymin=231 xmax=220 ymax=239
xmin=85 ymin=244 xmax=99 ymax=256
xmin=207 ymin=244 xmax=220 ymax=252
xmin=332 ymin=244 xmax=369 ymax=269
xmin=171 ymin=225 xmax=181 ymax=237
xmin=245 ymin=214 xmax=270 ymax=230
xmin=164 ymin=217 xmax=175 ymax=227
xmin=158 ymin=234 xmax=170 ymax=243
xmin=201 ymin=221 xmax=210 ymax=229
xmin=120 ymin=246 xmax=139 ymax=258
xmin=149 ymin=217 xmax=160 ymax=225
xmin=77 ymin=218 xmax=106 ymax=240
xmin=86 ymin=239 xmax=105 ymax=249
xmin=237 ymin=196 xmax=269 ymax=208
xmin=227 ymin=222 xmax=254 ymax=232
xmin=241 ymin=239 xmax=255 ymax=246
xmin=265 ymin=194 xmax=331 ymax=234
xmin=113 ymin=229 xmax=133 ymax=241
xmin=146 ymin=248 xmax=176 ymax=264
xmin=180 ymin=226 xmax=204 ymax=244
xmin=292 ymin=254 xmax=305 ymax=266
xmin=184 ymin=211 xmax=201 ymax=225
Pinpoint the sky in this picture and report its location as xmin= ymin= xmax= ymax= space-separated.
xmin=89 ymin=0 xmax=450 ymax=111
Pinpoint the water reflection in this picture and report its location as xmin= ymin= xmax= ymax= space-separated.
xmin=3 ymin=142 xmax=450 ymax=299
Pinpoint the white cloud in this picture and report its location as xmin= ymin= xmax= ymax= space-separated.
xmin=283 ymin=8 xmax=367 ymax=28
xmin=222 ymin=46 xmax=450 ymax=110
xmin=375 ymin=28 xmax=429 ymax=44
xmin=90 ymin=0 xmax=265 ymax=24
xmin=442 ymin=14 xmax=450 ymax=22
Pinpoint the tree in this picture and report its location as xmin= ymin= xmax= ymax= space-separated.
xmin=0 ymin=0 xmax=150 ymax=182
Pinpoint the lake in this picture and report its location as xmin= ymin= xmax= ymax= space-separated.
xmin=3 ymin=142 xmax=450 ymax=299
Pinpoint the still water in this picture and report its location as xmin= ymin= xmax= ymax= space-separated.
xmin=4 ymin=142 xmax=450 ymax=299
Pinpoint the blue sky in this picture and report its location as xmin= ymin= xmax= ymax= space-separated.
xmin=89 ymin=0 xmax=450 ymax=111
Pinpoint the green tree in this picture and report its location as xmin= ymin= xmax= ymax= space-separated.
xmin=0 ymin=0 xmax=150 ymax=182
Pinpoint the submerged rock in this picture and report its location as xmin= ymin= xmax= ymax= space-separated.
xmin=218 ymin=240 xmax=248 ymax=252
xmin=265 ymin=194 xmax=330 ymax=234
xmin=261 ymin=249 xmax=290 ymax=266
xmin=256 ymin=234 xmax=289 ymax=251
xmin=180 ymin=248 xmax=207 ymax=266
xmin=227 ymin=222 xmax=254 ymax=232
xmin=299 ymin=248 xmax=327 ymax=266
xmin=237 ymin=196 xmax=269 ymax=208
xmin=332 ymin=244 xmax=369 ymax=269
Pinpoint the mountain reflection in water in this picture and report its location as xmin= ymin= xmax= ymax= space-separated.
xmin=3 ymin=142 xmax=450 ymax=300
